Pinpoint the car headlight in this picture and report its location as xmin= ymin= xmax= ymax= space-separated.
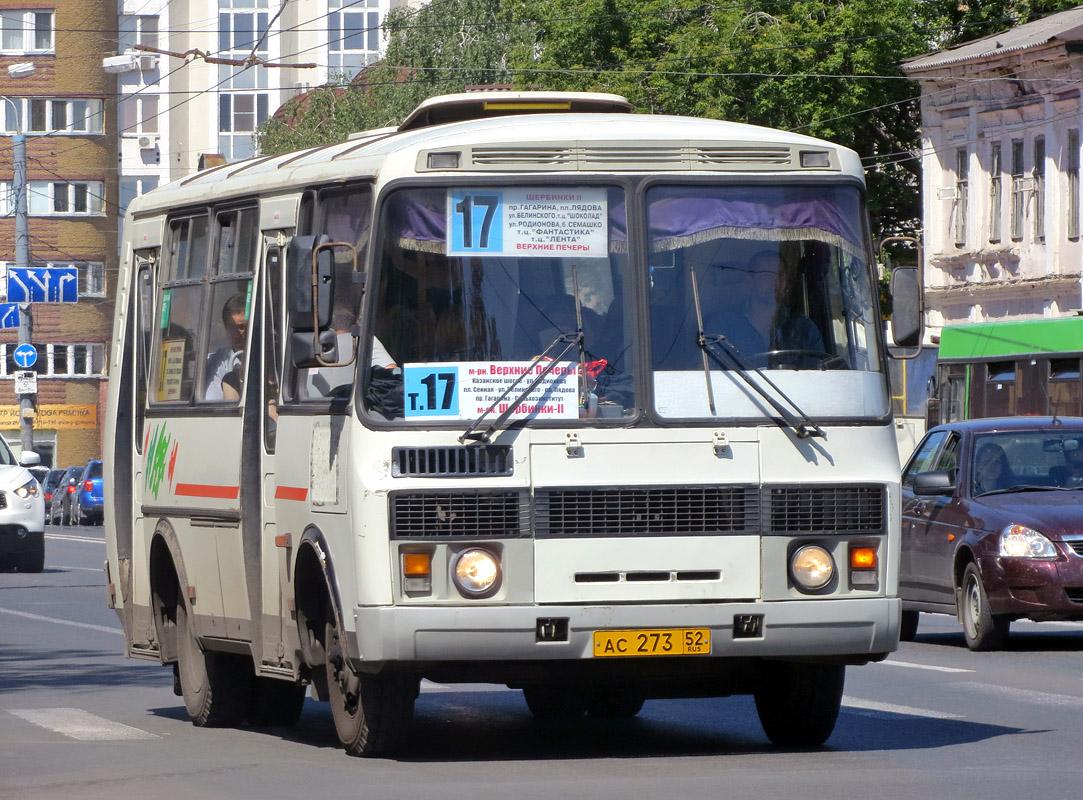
xmin=1000 ymin=524 xmax=1057 ymax=559
xmin=452 ymin=548 xmax=501 ymax=597
xmin=13 ymin=478 xmax=38 ymax=498
xmin=790 ymin=544 xmax=835 ymax=591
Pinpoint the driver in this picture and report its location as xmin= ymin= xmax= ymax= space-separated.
xmin=704 ymin=249 xmax=823 ymax=356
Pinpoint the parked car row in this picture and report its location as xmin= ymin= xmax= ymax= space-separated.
xmin=900 ymin=417 xmax=1083 ymax=650
xmin=44 ymin=460 xmax=103 ymax=526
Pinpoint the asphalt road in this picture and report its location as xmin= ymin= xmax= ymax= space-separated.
xmin=4 ymin=525 xmax=1083 ymax=799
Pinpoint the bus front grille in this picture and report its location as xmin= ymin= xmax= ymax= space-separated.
xmin=534 ymin=486 xmax=760 ymax=538
xmin=390 ymin=490 xmax=525 ymax=538
xmin=765 ymin=485 xmax=886 ymax=534
xmin=391 ymin=445 xmax=513 ymax=478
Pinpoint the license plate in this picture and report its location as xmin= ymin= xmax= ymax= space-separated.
xmin=593 ymin=628 xmax=711 ymax=658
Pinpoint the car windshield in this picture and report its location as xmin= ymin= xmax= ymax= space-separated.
xmin=972 ymin=430 xmax=1083 ymax=494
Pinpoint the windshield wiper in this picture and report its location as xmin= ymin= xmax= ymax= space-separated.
xmin=459 ymin=330 xmax=583 ymax=444
xmin=689 ymin=268 xmax=824 ymax=440
xmin=978 ymin=484 xmax=1074 ymax=496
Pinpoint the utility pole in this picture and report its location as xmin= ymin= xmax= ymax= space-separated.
xmin=12 ymin=129 xmax=33 ymax=454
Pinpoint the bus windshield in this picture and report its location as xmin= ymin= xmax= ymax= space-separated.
xmin=647 ymin=183 xmax=887 ymax=420
xmin=366 ymin=185 xmax=635 ymax=423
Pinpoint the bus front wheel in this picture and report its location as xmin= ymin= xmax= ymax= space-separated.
xmin=754 ymin=661 xmax=845 ymax=747
xmin=176 ymin=600 xmax=252 ymax=727
xmin=325 ymin=620 xmax=417 ymax=757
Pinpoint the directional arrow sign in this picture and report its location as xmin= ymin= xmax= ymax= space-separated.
xmin=0 ymin=303 xmax=19 ymax=329
xmin=7 ymin=267 xmax=79 ymax=303
xmin=12 ymin=343 xmax=37 ymax=369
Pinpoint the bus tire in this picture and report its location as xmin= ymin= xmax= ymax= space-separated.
xmin=522 ymin=685 xmax=588 ymax=722
xmin=587 ymin=689 xmax=645 ymax=719
xmin=247 ymin=677 xmax=307 ymax=727
xmin=325 ymin=620 xmax=417 ymax=757
xmin=754 ymin=661 xmax=844 ymax=747
xmin=176 ymin=600 xmax=252 ymax=727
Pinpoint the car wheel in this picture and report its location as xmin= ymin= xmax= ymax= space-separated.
xmin=16 ymin=533 xmax=44 ymax=573
xmin=754 ymin=661 xmax=845 ymax=747
xmin=900 ymin=609 xmax=919 ymax=642
xmin=959 ymin=562 xmax=1010 ymax=651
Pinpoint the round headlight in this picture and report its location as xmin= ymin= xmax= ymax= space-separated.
xmin=1000 ymin=524 xmax=1057 ymax=559
xmin=452 ymin=548 xmax=501 ymax=597
xmin=790 ymin=544 xmax=835 ymax=591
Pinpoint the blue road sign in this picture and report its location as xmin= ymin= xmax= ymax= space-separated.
xmin=13 ymin=343 xmax=37 ymax=369
xmin=0 ymin=303 xmax=18 ymax=329
xmin=7 ymin=267 xmax=79 ymax=303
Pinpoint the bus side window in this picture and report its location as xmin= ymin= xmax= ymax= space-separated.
xmin=199 ymin=207 xmax=259 ymax=403
xmin=134 ymin=252 xmax=156 ymax=451
xmin=150 ymin=216 xmax=209 ymax=404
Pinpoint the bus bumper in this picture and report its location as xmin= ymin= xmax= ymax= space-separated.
xmin=348 ymin=597 xmax=900 ymax=665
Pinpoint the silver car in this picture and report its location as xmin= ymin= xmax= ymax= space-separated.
xmin=0 ymin=439 xmax=46 ymax=572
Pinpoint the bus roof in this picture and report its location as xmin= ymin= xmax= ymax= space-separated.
xmin=938 ymin=316 xmax=1083 ymax=360
xmin=398 ymin=91 xmax=635 ymax=131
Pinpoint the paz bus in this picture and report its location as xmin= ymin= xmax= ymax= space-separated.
xmin=930 ymin=316 xmax=1083 ymax=424
xmin=104 ymin=91 xmax=921 ymax=756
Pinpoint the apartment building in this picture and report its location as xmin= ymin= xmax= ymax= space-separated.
xmin=0 ymin=0 xmax=118 ymax=467
xmin=902 ymin=8 xmax=1083 ymax=338
xmin=112 ymin=0 xmax=394 ymax=216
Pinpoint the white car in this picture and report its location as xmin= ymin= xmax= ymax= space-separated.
xmin=0 ymin=440 xmax=46 ymax=573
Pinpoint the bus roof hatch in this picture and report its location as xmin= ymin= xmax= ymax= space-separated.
xmin=398 ymin=91 xmax=634 ymax=132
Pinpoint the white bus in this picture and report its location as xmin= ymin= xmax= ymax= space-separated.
xmin=104 ymin=91 xmax=921 ymax=756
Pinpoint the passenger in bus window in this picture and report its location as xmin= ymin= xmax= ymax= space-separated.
xmin=704 ymin=250 xmax=823 ymax=361
xmin=205 ymin=293 xmax=248 ymax=401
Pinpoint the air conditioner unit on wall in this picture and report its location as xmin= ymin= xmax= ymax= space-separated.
xmin=137 ymin=135 xmax=158 ymax=150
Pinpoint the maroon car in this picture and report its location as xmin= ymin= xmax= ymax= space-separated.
xmin=901 ymin=417 xmax=1083 ymax=650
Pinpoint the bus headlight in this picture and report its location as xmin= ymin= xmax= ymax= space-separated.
xmin=452 ymin=548 xmax=501 ymax=598
xmin=790 ymin=545 xmax=835 ymax=591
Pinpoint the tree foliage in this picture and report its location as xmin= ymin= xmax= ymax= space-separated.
xmin=256 ymin=0 xmax=1081 ymax=240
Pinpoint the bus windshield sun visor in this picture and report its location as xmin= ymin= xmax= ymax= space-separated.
xmin=690 ymin=267 xmax=824 ymax=440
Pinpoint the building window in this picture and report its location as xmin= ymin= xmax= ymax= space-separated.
xmin=1034 ymin=136 xmax=1045 ymax=242
xmin=119 ymin=95 xmax=159 ymax=135
xmin=119 ymin=15 xmax=158 ymax=50
xmin=0 ymin=261 xmax=106 ymax=298
xmin=219 ymin=7 xmax=269 ymax=54
xmin=1010 ymin=139 xmax=1025 ymax=241
xmin=328 ymin=1 xmax=381 ymax=80
xmin=1069 ymin=130 xmax=1079 ymax=240
xmin=0 ymin=10 xmax=53 ymax=53
xmin=954 ymin=147 xmax=968 ymax=247
xmin=20 ymin=182 xmax=105 ymax=216
xmin=0 ymin=343 xmax=104 ymax=378
xmin=989 ymin=141 xmax=1002 ymax=243
xmin=1 ymin=98 xmax=104 ymax=135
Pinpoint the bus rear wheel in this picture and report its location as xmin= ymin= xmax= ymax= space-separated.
xmin=754 ymin=661 xmax=845 ymax=747
xmin=325 ymin=620 xmax=417 ymax=757
xmin=176 ymin=600 xmax=252 ymax=727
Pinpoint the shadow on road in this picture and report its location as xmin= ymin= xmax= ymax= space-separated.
xmin=146 ymin=687 xmax=1028 ymax=762
xmin=916 ymin=630 xmax=1083 ymax=652
xmin=0 ymin=644 xmax=171 ymax=692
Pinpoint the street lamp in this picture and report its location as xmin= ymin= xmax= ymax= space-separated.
xmin=3 ymin=61 xmax=35 ymax=457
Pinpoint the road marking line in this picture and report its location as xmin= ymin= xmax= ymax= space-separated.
xmin=842 ymin=696 xmax=963 ymax=719
xmin=46 ymin=533 xmax=105 ymax=544
xmin=954 ymin=681 xmax=1083 ymax=708
xmin=9 ymin=708 xmax=158 ymax=741
xmin=880 ymin=659 xmax=974 ymax=674
xmin=0 ymin=606 xmax=123 ymax=635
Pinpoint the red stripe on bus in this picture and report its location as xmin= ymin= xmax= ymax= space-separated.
xmin=174 ymin=483 xmax=240 ymax=499
xmin=275 ymin=486 xmax=308 ymax=502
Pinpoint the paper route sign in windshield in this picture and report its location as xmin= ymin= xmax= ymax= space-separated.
xmin=446 ymin=188 xmax=608 ymax=257
xmin=402 ymin=361 xmax=579 ymax=420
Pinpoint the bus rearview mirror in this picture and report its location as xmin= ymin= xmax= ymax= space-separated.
xmin=287 ymin=234 xmax=334 ymax=331
xmin=890 ymin=266 xmax=922 ymax=348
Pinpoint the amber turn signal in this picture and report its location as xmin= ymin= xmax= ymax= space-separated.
xmin=402 ymin=553 xmax=432 ymax=576
xmin=850 ymin=546 xmax=877 ymax=570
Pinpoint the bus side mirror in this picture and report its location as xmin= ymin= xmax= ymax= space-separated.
xmin=291 ymin=329 xmax=339 ymax=368
xmin=890 ymin=266 xmax=922 ymax=348
xmin=287 ymin=235 xmax=334 ymax=331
